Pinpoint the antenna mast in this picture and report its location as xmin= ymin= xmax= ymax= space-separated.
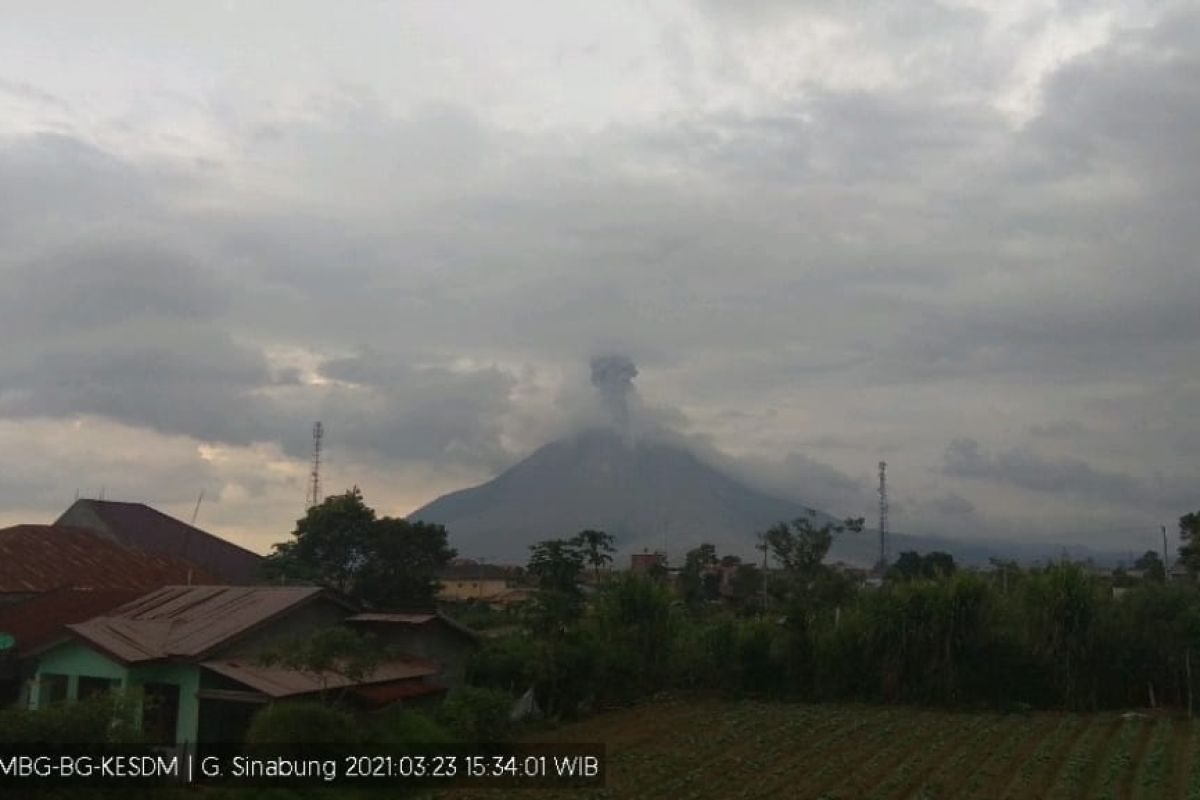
xmin=878 ymin=460 xmax=889 ymax=570
xmin=307 ymin=421 xmax=324 ymax=509
xmin=190 ymin=489 xmax=204 ymax=525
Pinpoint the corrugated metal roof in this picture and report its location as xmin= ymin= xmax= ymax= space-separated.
xmin=0 ymin=588 xmax=145 ymax=654
xmin=347 ymin=613 xmax=437 ymax=624
xmin=346 ymin=611 xmax=480 ymax=643
xmin=354 ymin=679 xmax=447 ymax=706
xmin=0 ymin=525 xmax=218 ymax=594
xmin=201 ymin=658 xmax=440 ymax=698
xmin=67 ymin=585 xmax=326 ymax=663
xmin=56 ymin=500 xmax=263 ymax=584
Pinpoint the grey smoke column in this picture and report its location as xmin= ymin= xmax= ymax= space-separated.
xmin=590 ymin=355 xmax=638 ymax=433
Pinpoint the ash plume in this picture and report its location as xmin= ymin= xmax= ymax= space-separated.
xmin=590 ymin=355 xmax=638 ymax=433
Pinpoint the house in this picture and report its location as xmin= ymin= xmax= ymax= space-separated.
xmin=0 ymin=524 xmax=213 ymax=608
xmin=1170 ymin=563 xmax=1194 ymax=583
xmin=630 ymin=551 xmax=667 ymax=574
xmin=24 ymin=586 xmax=464 ymax=746
xmin=0 ymin=524 xmax=220 ymax=707
xmin=345 ymin=612 xmax=480 ymax=692
xmin=437 ymin=560 xmax=520 ymax=602
xmin=55 ymin=499 xmax=263 ymax=584
xmin=0 ymin=588 xmax=146 ymax=707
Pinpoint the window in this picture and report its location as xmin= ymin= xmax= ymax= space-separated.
xmin=78 ymin=676 xmax=117 ymax=699
xmin=39 ymin=674 xmax=68 ymax=706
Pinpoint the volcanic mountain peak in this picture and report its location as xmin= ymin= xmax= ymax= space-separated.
xmin=408 ymin=427 xmax=833 ymax=562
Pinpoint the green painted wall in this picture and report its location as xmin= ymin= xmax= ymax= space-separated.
xmin=31 ymin=641 xmax=202 ymax=745
xmin=30 ymin=642 xmax=128 ymax=710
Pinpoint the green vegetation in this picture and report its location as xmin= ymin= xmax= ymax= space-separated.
xmin=262 ymin=487 xmax=455 ymax=609
xmin=257 ymin=627 xmax=385 ymax=705
xmin=470 ymin=522 xmax=1200 ymax=718
xmin=0 ymin=690 xmax=142 ymax=744
xmin=441 ymin=701 xmax=1200 ymax=800
xmin=437 ymin=686 xmax=513 ymax=742
xmin=244 ymin=701 xmax=365 ymax=750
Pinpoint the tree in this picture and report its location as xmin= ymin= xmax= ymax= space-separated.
xmin=889 ymin=550 xmax=957 ymax=581
xmin=528 ymin=539 xmax=586 ymax=595
xmin=890 ymin=551 xmax=927 ymax=581
xmin=357 ymin=518 xmax=456 ymax=609
xmin=729 ymin=563 xmax=764 ymax=609
xmin=1134 ymin=550 xmax=1166 ymax=583
xmin=262 ymin=488 xmax=456 ymax=609
xmin=263 ymin=488 xmax=375 ymax=592
xmin=764 ymin=515 xmax=865 ymax=575
xmin=590 ymin=574 xmax=677 ymax=701
xmin=525 ymin=538 xmax=587 ymax=635
xmin=571 ymin=529 xmax=616 ymax=578
xmin=257 ymin=627 xmax=384 ymax=705
xmin=681 ymin=543 xmax=719 ymax=606
xmin=1179 ymin=512 xmax=1200 ymax=575
xmin=924 ymin=551 xmax=957 ymax=578
xmin=523 ymin=538 xmax=593 ymax=718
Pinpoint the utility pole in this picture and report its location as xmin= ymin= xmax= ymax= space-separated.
xmin=877 ymin=461 xmax=889 ymax=572
xmin=757 ymin=532 xmax=769 ymax=617
xmin=190 ymin=489 xmax=204 ymax=525
xmin=1163 ymin=525 xmax=1170 ymax=573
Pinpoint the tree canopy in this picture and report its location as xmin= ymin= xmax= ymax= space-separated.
xmin=1179 ymin=511 xmax=1200 ymax=575
xmin=263 ymin=487 xmax=455 ymax=609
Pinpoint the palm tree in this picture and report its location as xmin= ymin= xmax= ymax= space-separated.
xmin=572 ymin=529 xmax=615 ymax=579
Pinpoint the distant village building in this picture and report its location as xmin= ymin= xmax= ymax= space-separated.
xmin=436 ymin=560 xmax=519 ymax=602
xmin=630 ymin=551 xmax=667 ymax=574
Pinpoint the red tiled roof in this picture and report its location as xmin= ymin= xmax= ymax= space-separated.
xmin=66 ymin=585 xmax=333 ymax=663
xmin=0 ymin=588 xmax=145 ymax=654
xmin=56 ymin=500 xmax=263 ymax=585
xmin=0 ymin=525 xmax=218 ymax=594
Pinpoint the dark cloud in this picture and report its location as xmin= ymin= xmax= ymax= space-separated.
xmin=1 ymin=2 xmax=1198 ymax=548
xmin=942 ymin=438 xmax=1191 ymax=512
xmin=1028 ymin=420 xmax=1088 ymax=439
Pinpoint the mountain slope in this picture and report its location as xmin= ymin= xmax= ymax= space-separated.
xmin=409 ymin=428 xmax=1130 ymax=567
xmin=409 ymin=428 xmax=835 ymax=561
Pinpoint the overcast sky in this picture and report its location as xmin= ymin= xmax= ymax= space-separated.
xmin=1 ymin=0 xmax=1196 ymax=558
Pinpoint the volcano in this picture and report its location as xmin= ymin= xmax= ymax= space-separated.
xmin=408 ymin=428 xmax=841 ymax=562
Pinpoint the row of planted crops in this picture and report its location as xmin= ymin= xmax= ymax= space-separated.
xmin=442 ymin=699 xmax=1200 ymax=800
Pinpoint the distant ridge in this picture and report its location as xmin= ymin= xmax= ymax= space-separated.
xmin=409 ymin=428 xmax=1130 ymax=568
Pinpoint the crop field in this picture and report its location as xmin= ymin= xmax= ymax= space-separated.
xmin=440 ymin=699 xmax=1200 ymax=800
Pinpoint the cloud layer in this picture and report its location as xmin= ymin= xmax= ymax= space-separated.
xmin=0 ymin=0 xmax=1196 ymax=557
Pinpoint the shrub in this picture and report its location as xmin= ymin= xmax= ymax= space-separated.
xmin=244 ymin=701 xmax=363 ymax=754
xmin=0 ymin=691 xmax=142 ymax=744
xmin=438 ymin=687 xmax=513 ymax=743
xmin=370 ymin=706 xmax=457 ymax=749
xmin=466 ymin=635 xmax=537 ymax=694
